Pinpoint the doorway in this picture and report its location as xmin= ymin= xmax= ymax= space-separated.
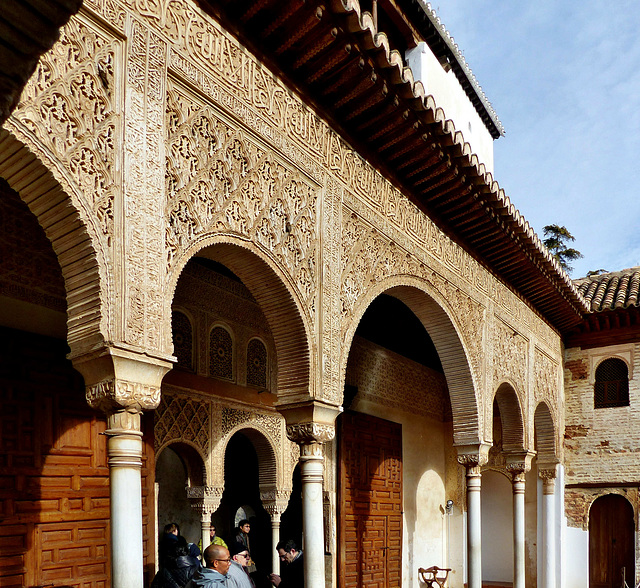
xmin=338 ymin=411 xmax=403 ymax=588
xmin=589 ymin=494 xmax=635 ymax=588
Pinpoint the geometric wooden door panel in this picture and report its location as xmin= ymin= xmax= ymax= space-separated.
xmin=589 ymin=494 xmax=635 ymax=588
xmin=339 ymin=411 xmax=402 ymax=588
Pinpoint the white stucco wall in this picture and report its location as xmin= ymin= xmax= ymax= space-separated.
xmin=481 ymin=470 xmax=514 ymax=583
xmin=406 ymin=42 xmax=494 ymax=174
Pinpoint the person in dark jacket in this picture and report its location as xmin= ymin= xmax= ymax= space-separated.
xmin=269 ymin=540 xmax=303 ymax=588
xmin=234 ymin=520 xmax=256 ymax=574
xmin=152 ymin=535 xmax=200 ymax=588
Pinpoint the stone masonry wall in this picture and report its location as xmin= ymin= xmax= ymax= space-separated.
xmin=563 ymin=343 xmax=640 ymax=527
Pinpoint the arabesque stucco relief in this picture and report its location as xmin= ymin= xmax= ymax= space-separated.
xmin=8 ymin=0 xmax=564 ymax=447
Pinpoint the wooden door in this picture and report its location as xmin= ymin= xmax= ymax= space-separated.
xmin=339 ymin=411 xmax=402 ymax=588
xmin=589 ymin=494 xmax=635 ymax=588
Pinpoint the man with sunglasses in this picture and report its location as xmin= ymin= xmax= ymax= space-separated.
xmin=227 ymin=541 xmax=255 ymax=588
xmin=187 ymin=544 xmax=230 ymax=588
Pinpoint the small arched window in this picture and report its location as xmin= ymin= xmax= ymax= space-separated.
xmin=172 ymin=310 xmax=193 ymax=371
xmin=594 ymin=358 xmax=629 ymax=409
xmin=246 ymin=338 xmax=268 ymax=389
xmin=210 ymin=326 xmax=233 ymax=381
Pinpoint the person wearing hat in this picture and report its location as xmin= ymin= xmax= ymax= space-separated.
xmin=227 ymin=541 xmax=255 ymax=588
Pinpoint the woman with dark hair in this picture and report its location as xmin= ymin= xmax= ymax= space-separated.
xmin=152 ymin=535 xmax=201 ymax=588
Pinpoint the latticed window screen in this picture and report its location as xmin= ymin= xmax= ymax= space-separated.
xmin=171 ymin=311 xmax=193 ymax=370
xmin=594 ymin=358 xmax=629 ymax=408
xmin=246 ymin=338 xmax=268 ymax=389
xmin=210 ymin=326 xmax=233 ymax=380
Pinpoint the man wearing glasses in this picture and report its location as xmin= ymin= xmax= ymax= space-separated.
xmin=227 ymin=541 xmax=255 ymax=588
xmin=269 ymin=540 xmax=303 ymax=588
xmin=186 ymin=544 xmax=230 ymax=588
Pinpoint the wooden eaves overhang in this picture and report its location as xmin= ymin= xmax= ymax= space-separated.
xmin=198 ymin=0 xmax=589 ymax=333
xmin=0 ymin=0 xmax=82 ymax=124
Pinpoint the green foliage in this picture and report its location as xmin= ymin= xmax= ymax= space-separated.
xmin=542 ymin=224 xmax=583 ymax=274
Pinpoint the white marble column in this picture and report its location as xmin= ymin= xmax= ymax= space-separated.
xmin=506 ymin=453 xmax=532 ymax=588
xmin=201 ymin=514 xmax=211 ymax=552
xmin=299 ymin=442 xmax=325 ymax=588
xmin=271 ymin=515 xmax=281 ymax=574
xmin=74 ymin=347 xmax=172 ymax=588
xmin=540 ymin=469 xmax=557 ymax=588
xmin=106 ymin=410 xmax=145 ymax=588
xmin=457 ymin=445 xmax=489 ymax=588
xmin=466 ymin=464 xmax=482 ymax=588
xmin=262 ymin=491 xmax=289 ymax=575
xmin=281 ymin=402 xmax=339 ymax=588
xmin=188 ymin=487 xmax=223 ymax=555
xmin=512 ymin=473 xmax=526 ymax=588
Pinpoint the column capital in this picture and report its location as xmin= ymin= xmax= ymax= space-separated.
xmin=186 ymin=485 xmax=224 ymax=514
xmin=261 ymin=489 xmax=291 ymax=520
xmin=456 ymin=442 xmax=491 ymax=472
xmin=538 ymin=466 xmax=557 ymax=494
xmin=278 ymin=400 xmax=341 ymax=445
xmin=72 ymin=345 xmax=172 ymax=414
xmin=505 ymin=451 xmax=535 ymax=478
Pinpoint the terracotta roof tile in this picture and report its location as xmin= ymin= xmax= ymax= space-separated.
xmin=574 ymin=268 xmax=640 ymax=312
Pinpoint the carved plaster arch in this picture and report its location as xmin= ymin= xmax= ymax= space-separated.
xmin=0 ymin=125 xmax=110 ymax=358
xmin=156 ymin=440 xmax=207 ymax=488
xmin=341 ymin=274 xmax=483 ymax=447
xmin=168 ymin=236 xmax=313 ymax=401
xmin=212 ymin=422 xmax=292 ymax=505
xmin=533 ymin=401 xmax=559 ymax=467
xmin=492 ymin=381 xmax=526 ymax=453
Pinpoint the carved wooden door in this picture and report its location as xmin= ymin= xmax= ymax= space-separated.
xmin=339 ymin=411 xmax=402 ymax=588
xmin=589 ymin=494 xmax=635 ymax=588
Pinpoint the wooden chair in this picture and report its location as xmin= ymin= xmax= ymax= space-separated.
xmin=418 ymin=566 xmax=451 ymax=588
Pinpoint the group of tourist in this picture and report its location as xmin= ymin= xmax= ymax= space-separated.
xmin=152 ymin=520 xmax=303 ymax=588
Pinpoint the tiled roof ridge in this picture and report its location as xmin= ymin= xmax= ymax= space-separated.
xmin=573 ymin=267 xmax=640 ymax=312
xmin=334 ymin=0 xmax=587 ymax=316
xmin=420 ymin=1 xmax=505 ymax=137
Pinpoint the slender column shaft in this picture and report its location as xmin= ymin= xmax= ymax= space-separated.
xmin=512 ymin=475 xmax=526 ymax=588
xmin=466 ymin=466 xmax=482 ymax=588
xmin=271 ymin=517 xmax=281 ymax=574
xmin=300 ymin=443 xmax=325 ymax=588
xmin=201 ymin=515 xmax=211 ymax=552
xmin=541 ymin=476 xmax=556 ymax=588
xmin=107 ymin=411 xmax=144 ymax=588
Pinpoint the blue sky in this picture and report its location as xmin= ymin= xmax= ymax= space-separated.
xmin=430 ymin=1 xmax=640 ymax=277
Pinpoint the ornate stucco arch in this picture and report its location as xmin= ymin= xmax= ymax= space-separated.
xmin=211 ymin=422 xmax=292 ymax=509
xmin=156 ymin=440 xmax=207 ymax=488
xmin=492 ymin=381 xmax=526 ymax=453
xmin=168 ymin=235 xmax=314 ymax=402
xmin=533 ymin=401 xmax=559 ymax=466
xmin=340 ymin=273 xmax=483 ymax=447
xmin=0 ymin=124 xmax=110 ymax=357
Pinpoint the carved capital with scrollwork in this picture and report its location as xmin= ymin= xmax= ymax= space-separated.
xmin=538 ymin=467 xmax=557 ymax=494
xmin=73 ymin=345 xmax=172 ymax=416
xmin=456 ymin=442 xmax=491 ymax=474
xmin=260 ymin=489 xmax=291 ymax=520
xmin=505 ymin=450 xmax=535 ymax=481
xmin=286 ymin=422 xmax=335 ymax=445
xmin=278 ymin=400 xmax=341 ymax=447
xmin=187 ymin=486 xmax=224 ymax=514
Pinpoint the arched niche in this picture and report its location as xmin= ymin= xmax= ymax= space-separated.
xmin=168 ymin=239 xmax=312 ymax=402
xmin=341 ymin=277 xmax=481 ymax=447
